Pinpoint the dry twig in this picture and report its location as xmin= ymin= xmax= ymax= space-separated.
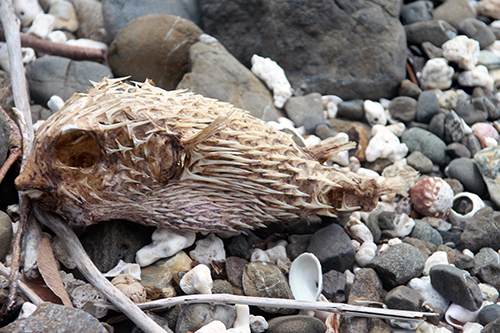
xmin=0 ymin=262 xmax=42 ymax=306
xmin=0 ymin=107 xmax=22 ymax=184
xmin=32 ymin=205 xmax=169 ymax=333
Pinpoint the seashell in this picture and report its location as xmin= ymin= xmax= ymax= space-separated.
xmin=445 ymin=303 xmax=479 ymax=329
xmin=289 ymin=253 xmax=322 ymax=302
xmin=103 ymin=259 xmax=141 ymax=280
xmin=410 ymin=177 xmax=454 ymax=218
xmin=27 ymin=13 xmax=55 ymax=40
xmin=179 ymin=264 xmax=213 ymax=295
xmin=18 ymin=302 xmax=37 ymax=319
xmin=249 ymin=314 xmax=268 ymax=333
xmin=448 ymin=192 xmax=485 ymax=228
xmin=15 ymin=77 xmax=417 ymax=233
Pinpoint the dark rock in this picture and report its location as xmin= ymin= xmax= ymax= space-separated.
xmin=26 ymin=55 xmax=113 ymax=106
xmin=459 ymin=18 xmax=496 ymax=49
xmin=455 ymin=96 xmax=488 ymax=126
xmin=446 ymin=142 xmax=471 ymax=159
xmin=405 ymin=20 xmax=457 ymax=46
xmin=242 ymin=261 xmax=295 ymax=314
xmin=303 ymin=114 xmax=330 ymax=134
xmin=400 ymin=1 xmax=433 ymax=25
xmin=477 ymin=263 xmax=500 ymax=291
xmin=416 ymin=90 xmax=441 ymax=123
xmin=315 ymin=123 xmax=338 ymax=140
xmin=0 ymin=111 xmax=9 ymax=167
xmin=226 ymin=235 xmax=251 ymax=260
xmin=307 ymin=223 xmax=355 ymax=273
xmin=202 ymin=0 xmax=406 ymax=100
xmin=368 ymin=243 xmax=425 ymax=289
xmin=472 ymin=96 xmax=500 ymax=120
xmin=444 ymin=111 xmax=465 ymax=144
xmin=175 ymin=303 xmax=236 ymax=333
xmin=460 ymin=206 xmax=500 ymax=252
xmin=444 ymin=157 xmax=486 ymax=197
xmin=483 ymin=317 xmax=500 ymax=333
xmin=436 ymin=245 xmax=475 ymax=271
xmin=348 ymin=268 xmax=383 ymax=304
xmin=177 ymin=38 xmax=279 ymax=121
xmin=80 ymin=220 xmax=155 ymax=272
xmin=225 ymin=256 xmax=248 ymax=289
xmin=266 ymin=315 xmax=326 ymax=333
xmin=365 ymin=212 xmax=382 ymax=244
xmin=464 ymin=134 xmax=483 ymax=157
xmin=406 ymin=151 xmax=433 ymax=173
xmin=473 ymin=247 xmax=500 ymax=275
xmin=284 ymin=93 xmax=324 ymax=127
xmin=409 ymin=220 xmax=443 ymax=247
xmin=0 ymin=211 xmax=12 ymax=261
xmin=429 ymin=264 xmax=483 ymax=311
xmin=286 ymin=234 xmax=312 ymax=261
xmin=212 ymin=279 xmax=243 ymax=295
xmin=0 ymin=303 xmax=107 ymax=333
xmin=428 ymin=112 xmax=446 ymax=140
xmin=102 ymin=0 xmax=202 ymax=43
xmin=385 ymin=285 xmax=424 ymax=311
xmin=284 ymin=215 xmax=324 ymax=235
xmin=338 ymin=316 xmax=370 ymax=333
xmin=322 ymin=269 xmax=346 ymax=303
xmin=337 ymin=99 xmax=365 ymax=121
xmin=388 ymin=96 xmax=417 ymax=123
xmin=398 ymin=79 xmax=422 ymax=99
xmin=401 ymin=127 xmax=447 ymax=166
xmin=403 ymin=237 xmax=437 ymax=258
xmin=0 ymin=70 xmax=14 ymax=112
xmin=479 ymin=304 xmax=500 ymax=326
xmin=108 ymin=14 xmax=203 ymax=91
xmin=432 ymin=0 xmax=475 ymax=29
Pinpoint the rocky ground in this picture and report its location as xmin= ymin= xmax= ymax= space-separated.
xmin=1 ymin=0 xmax=500 ymax=332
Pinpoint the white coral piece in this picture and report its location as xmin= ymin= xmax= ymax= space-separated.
xmin=190 ymin=233 xmax=226 ymax=265
xmin=179 ymin=264 xmax=213 ymax=295
xmin=251 ymin=54 xmax=292 ymax=108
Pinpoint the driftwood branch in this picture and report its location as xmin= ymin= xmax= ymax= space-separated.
xmin=0 ymin=262 xmax=42 ymax=306
xmin=98 ymin=294 xmax=438 ymax=322
xmin=0 ymin=107 xmax=22 ymax=184
xmin=0 ymin=27 xmax=106 ymax=61
xmin=32 ymin=205 xmax=169 ymax=333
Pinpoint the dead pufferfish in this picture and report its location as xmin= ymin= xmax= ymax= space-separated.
xmin=16 ymin=77 xmax=413 ymax=232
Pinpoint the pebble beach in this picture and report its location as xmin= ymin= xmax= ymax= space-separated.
xmin=1 ymin=0 xmax=500 ymax=332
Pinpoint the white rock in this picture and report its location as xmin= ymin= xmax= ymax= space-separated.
xmin=365 ymin=125 xmax=408 ymax=163
xmin=484 ymin=136 xmax=498 ymax=147
xmin=487 ymin=40 xmax=500 ymax=58
xmin=351 ymin=239 xmax=361 ymax=251
xmin=250 ymin=248 xmax=270 ymax=262
xmin=17 ymin=302 xmax=37 ymax=319
xmin=249 ymin=315 xmax=268 ymax=333
xmin=343 ymin=269 xmax=355 ymax=288
xmin=355 ymin=241 xmax=377 ymax=267
xmin=346 ymin=217 xmax=373 ymax=243
xmin=264 ymin=245 xmax=287 ymax=264
xmin=408 ymin=276 xmax=450 ymax=313
xmin=328 ymin=132 xmax=350 ymax=166
xmin=463 ymin=249 xmax=475 ymax=258
xmin=71 ymin=283 xmax=108 ymax=318
xmin=103 ymin=260 xmax=141 ymax=280
xmin=47 ymin=30 xmax=68 ymax=44
xmin=135 ymin=228 xmax=196 ymax=267
xmin=380 ymin=213 xmax=415 ymax=239
xmin=47 ymin=95 xmax=65 ymax=113
xmin=13 ymin=0 xmax=43 ymax=26
xmin=251 ymin=54 xmax=292 ymax=108
xmin=66 ymin=38 xmax=108 ymax=52
xmin=480 ymin=283 xmax=499 ymax=303
xmin=227 ymin=304 xmax=250 ymax=333
xmin=421 ymin=58 xmax=455 ymax=90
xmin=322 ymin=95 xmax=342 ymax=119
xmin=445 ymin=303 xmax=479 ymax=329
xmin=179 ymin=264 xmax=213 ymax=295
xmin=442 ymin=35 xmax=480 ymax=71
xmin=27 ymin=13 xmax=55 ymax=39
xmin=462 ymin=322 xmax=483 ymax=333
xmin=389 ymin=319 xmax=419 ymax=330
xmin=457 ymin=65 xmax=494 ymax=91
xmin=364 ymin=100 xmax=387 ymax=126
xmin=423 ymin=251 xmax=449 ymax=275
xmin=49 ymin=0 xmax=78 ymax=32
xmin=386 ymin=122 xmax=406 ymax=137
xmin=304 ymin=134 xmax=321 ymax=147
xmin=356 ymin=167 xmax=380 ymax=179
xmin=189 ymin=233 xmax=226 ymax=265
xmin=477 ymin=0 xmax=500 ymax=19
xmin=421 ymin=216 xmax=451 ymax=232
xmin=277 ymin=116 xmax=296 ymax=128
xmin=195 ymin=320 xmax=227 ymax=333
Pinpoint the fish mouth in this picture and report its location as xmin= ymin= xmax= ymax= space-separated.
xmin=18 ymin=189 xmax=45 ymax=199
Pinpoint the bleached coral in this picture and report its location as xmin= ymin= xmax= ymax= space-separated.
xmin=251 ymin=54 xmax=292 ymax=108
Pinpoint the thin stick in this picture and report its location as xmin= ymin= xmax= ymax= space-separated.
xmin=0 ymin=28 xmax=106 ymax=61
xmin=0 ymin=262 xmax=43 ymax=306
xmin=32 ymin=205 xmax=169 ymax=333
xmin=0 ymin=106 xmax=22 ymax=184
xmin=97 ymin=294 xmax=437 ymax=322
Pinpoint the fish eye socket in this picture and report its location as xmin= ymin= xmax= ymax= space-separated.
xmin=55 ymin=129 xmax=100 ymax=168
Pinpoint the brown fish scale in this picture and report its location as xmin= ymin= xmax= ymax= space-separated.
xmin=16 ymin=77 xmax=412 ymax=232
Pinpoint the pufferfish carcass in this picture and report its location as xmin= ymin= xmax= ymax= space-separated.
xmin=16 ymin=77 xmax=412 ymax=232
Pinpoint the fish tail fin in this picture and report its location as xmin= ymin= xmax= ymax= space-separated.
xmin=302 ymin=136 xmax=356 ymax=164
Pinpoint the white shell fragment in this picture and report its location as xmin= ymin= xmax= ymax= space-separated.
xmin=346 ymin=217 xmax=373 ymax=243
xmin=365 ymin=125 xmax=408 ymax=163
xmin=195 ymin=320 xmax=227 ymax=333
xmin=355 ymin=242 xmax=377 ymax=267
xmin=328 ymin=132 xmax=350 ymax=166
xmin=17 ymin=302 xmax=37 ymax=319
xmin=423 ymin=251 xmax=449 ymax=275
xmin=408 ymin=276 xmax=450 ymax=313
xmin=111 ymin=275 xmax=146 ymax=303
xmin=135 ymin=228 xmax=196 ymax=267
xmin=250 ymin=248 xmax=270 ymax=262
xmin=13 ymin=0 xmax=43 ymax=26
xmin=251 ymin=54 xmax=293 ymax=108
xmin=180 ymin=264 xmax=213 ymax=295
xmin=103 ymin=260 xmax=141 ymax=280
xmin=364 ymin=100 xmax=387 ymax=126
xmin=227 ymin=304 xmax=250 ymax=333
xmin=289 ymin=253 xmax=322 ymax=302
xmin=382 ymin=213 xmax=415 ymax=238
xmin=457 ymin=65 xmax=495 ymax=91
xmin=189 ymin=233 xmax=226 ymax=265
xmin=445 ymin=303 xmax=479 ymax=329
xmin=448 ymin=192 xmax=485 ymax=228
xmin=27 ymin=14 xmax=56 ymax=39
xmin=421 ymin=58 xmax=455 ymax=90
xmin=442 ymin=35 xmax=480 ymax=71
xmin=48 ymin=95 xmax=65 ymax=113
xmin=47 ymin=30 xmax=68 ymax=44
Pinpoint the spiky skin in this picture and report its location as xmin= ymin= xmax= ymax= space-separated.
xmin=16 ymin=78 xmax=399 ymax=232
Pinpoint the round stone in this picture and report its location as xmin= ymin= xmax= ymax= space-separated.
xmin=267 ymin=315 xmax=326 ymax=333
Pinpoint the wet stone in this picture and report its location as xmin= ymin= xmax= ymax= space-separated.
xmin=322 ymin=269 xmax=346 ymax=303
xmin=428 ymin=112 xmax=446 ymax=140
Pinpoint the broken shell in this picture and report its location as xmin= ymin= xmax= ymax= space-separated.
xmin=289 ymin=253 xmax=322 ymax=302
xmin=103 ymin=260 xmax=141 ymax=280
xmin=194 ymin=320 xmax=227 ymax=333
xmin=445 ymin=303 xmax=479 ymax=329
xmin=227 ymin=304 xmax=250 ymax=333
xmin=249 ymin=314 xmax=268 ymax=333
xmin=410 ymin=177 xmax=454 ymax=218
xmin=179 ymin=264 xmax=213 ymax=295
xmin=135 ymin=228 xmax=196 ymax=267
xmin=449 ymin=192 xmax=485 ymax=228
xmin=189 ymin=233 xmax=226 ymax=265
xmin=251 ymin=54 xmax=292 ymax=108
xmin=111 ymin=274 xmax=146 ymax=303
xmin=355 ymin=241 xmax=377 ymax=267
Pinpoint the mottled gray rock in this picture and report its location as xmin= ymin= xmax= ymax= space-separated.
xmin=455 ymin=96 xmax=488 ymax=125
xmin=445 ymin=157 xmax=486 ymax=197
xmin=464 ymin=134 xmax=483 ymax=157
xmin=398 ymin=79 xmax=422 ymax=99
xmin=177 ymin=37 xmax=279 ymax=121
xmin=102 ymin=0 xmax=202 ymax=42
xmin=459 ymin=18 xmax=496 ymax=49
xmin=284 ymin=93 xmax=324 ymax=127
xmin=460 ymin=207 xmax=500 ymax=252
xmin=348 ymin=268 xmax=383 ymax=304
xmin=385 ymin=285 xmax=424 ymax=311
xmin=337 ymin=99 xmax=365 ymax=121
xmin=446 ymin=142 xmax=471 ymax=159
xmin=432 ymin=0 xmax=475 ymax=29
xmin=368 ymin=243 xmax=425 ymax=289
xmin=483 ymin=317 xmax=500 ymax=333
xmin=405 ymin=20 xmax=457 ymax=46
xmin=175 ymin=303 xmax=236 ymax=333
xmin=242 ymin=261 xmax=295 ymax=314
xmin=30 ymin=104 xmax=53 ymax=123
xmin=315 ymin=123 xmax=338 ymax=140
xmin=388 ymin=96 xmax=417 ymax=123
xmin=400 ymin=1 xmax=433 ymax=25
xmin=406 ymin=151 xmax=433 ymax=173
xmin=473 ymin=247 xmax=500 ymax=275
xmin=69 ymin=0 xmax=107 ymax=42
xmin=202 ymin=0 xmax=406 ymax=100
xmin=225 ymin=256 xmax=248 ymax=289
xmin=479 ymin=304 xmax=500 ymax=326
xmin=303 ymin=114 xmax=330 ymax=134
xmin=26 ymin=55 xmax=113 ymax=106
xmin=416 ymin=90 xmax=441 ymax=123
xmin=436 ymin=245 xmax=475 ymax=272
xmin=409 ymin=220 xmax=443 ymax=247
xmin=0 ymin=303 xmax=107 ymax=333
xmin=108 ymin=14 xmax=202 ymax=91
xmin=267 ymin=315 xmax=326 ymax=333
xmin=286 ymin=234 xmax=312 ymax=261
xmin=307 ymin=223 xmax=355 ymax=273
xmin=401 ymin=127 xmax=447 ymax=166
xmin=430 ymin=264 xmax=483 ymax=311
xmin=444 ymin=111 xmax=464 ymax=144
xmin=322 ymin=269 xmax=346 ymax=303
xmin=477 ymin=263 xmax=500 ymax=291
xmin=0 ymin=210 xmax=12 ymax=261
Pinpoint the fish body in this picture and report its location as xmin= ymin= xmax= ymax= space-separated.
xmin=16 ymin=77 xmax=408 ymax=232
